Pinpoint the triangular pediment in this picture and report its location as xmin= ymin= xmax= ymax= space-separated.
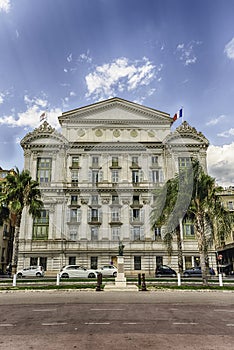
xmin=58 ymin=97 xmax=172 ymax=126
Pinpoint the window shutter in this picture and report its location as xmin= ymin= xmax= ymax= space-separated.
xmin=159 ymin=170 xmax=164 ymax=182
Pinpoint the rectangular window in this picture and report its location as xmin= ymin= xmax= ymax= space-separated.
xmin=69 ymin=228 xmax=78 ymax=240
xmin=228 ymin=201 xmax=234 ymax=210
xmin=92 ymin=170 xmax=99 ymax=184
xmin=70 ymin=209 xmax=80 ymax=222
xmin=152 ymin=156 xmax=158 ymax=165
xmin=37 ymin=158 xmax=52 ymax=183
xmin=112 ymin=195 xmax=119 ymax=204
xmin=91 ymin=195 xmax=99 ymax=205
xmin=154 ymin=227 xmax=161 ymax=239
xmin=112 ymin=157 xmax=119 ymax=167
xmin=72 ymin=157 xmax=79 ymax=168
xmin=112 ymin=227 xmax=120 ymax=241
xmin=111 ymin=208 xmax=120 ymax=222
xmin=132 ymin=208 xmax=140 ymax=221
xmin=132 ymin=156 xmax=139 ymax=167
xmin=39 ymin=257 xmax=47 ymax=271
xmin=30 ymin=257 xmax=38 ymax=266
xmin=71 ymin=170 xmax=79 ymax=183
xmin=178 ymin=157 xmax=191 ymax=169
xmin=91 ymin=227 xmax=98 ymax=240
xmin=91 ymin=256 xmax=98 ymax=269
xmin=112 ymin=170 xmax=119 ymax=183
xmin=91 ymin=208 xmax=99 ymax=221
xmin=134 ymin=256 xmax=141 ymax=270
xmin=69 ymin=256 xmax=76 ymax=265
xmin=33 ymin=210 xmax=49 ymax=240
xmin=133 ymin=195 xmax=140 ymax=206
xmin=156 ymin=256 xmax=163 ymax=267
xmin=133 ymin=226 xmax=141 ymax=240
xmin=132 ymin=170 xmax=139 ymax=183
xmin=184 ymin=223 xmax=195 ymax=237
xmin=71 ymin=195 xmax=78 ymax=205
xmin=92 ymin=156 xmax=99 ymax=167
xmin=152 ymin=170 xmax=159 ymax=183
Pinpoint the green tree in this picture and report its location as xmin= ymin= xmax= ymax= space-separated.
xmin=151 ymin=169 xmax=193 ymax=274
xmin=187 ymin=160 xmax=233 ymax=285
xmin=151 ymin=159 xmax=233 ymax=285
xmin=0 ymin=168 xmax=43 ymax=274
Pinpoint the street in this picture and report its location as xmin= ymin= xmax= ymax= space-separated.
xmin=0 ymin=290 xmax=233 ymax=350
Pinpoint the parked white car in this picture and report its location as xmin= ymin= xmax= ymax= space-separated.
xmin=17 ymin=266 xmax=44 ymax=278
xmin=97 ymin=265 xmax=118 ymax=277
xmin=59 ymin=265 xmax=97 ymax=278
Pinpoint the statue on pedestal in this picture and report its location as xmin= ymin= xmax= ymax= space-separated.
xmin=118 ymin=241 xmax=125 ymax=256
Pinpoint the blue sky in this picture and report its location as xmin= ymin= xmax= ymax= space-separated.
xmin=0 ymin=0 xmax=234 ymax=187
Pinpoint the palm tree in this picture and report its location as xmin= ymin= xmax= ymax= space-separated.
xmin=187 ymin=160 xmax=233 ymax=285
xmin=151 ymin=169 xmax=193 ymax=274
xmin=0 ymin=167 xmax=43 ymax=274
xmin=151 ymin=159 xmax=233 ymax=285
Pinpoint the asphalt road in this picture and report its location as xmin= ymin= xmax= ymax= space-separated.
xmin=0 ymin=290 xmax=233 ymax=350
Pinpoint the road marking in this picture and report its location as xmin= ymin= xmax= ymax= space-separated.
xmin=123 ymin=322 xmax=138 ymax=325
xmin=90 ymin=308 xmax=124 ymax=311
xmin=85 ymin=322 xmax=110 ymax=325
xmin=33 ymin=309 xmax=57 ymax=312
xmin=226 ymin=324 xmax=234 ymax=327
xmin=0 ymin=324 xmax=15 ymax=327
xmin=42 ymin=322 xmax=67 ymax=326
xmin=173 ymin=322 xmax=198 ymax=325
xmin=214 ymin=309 xmax=234 ymax=312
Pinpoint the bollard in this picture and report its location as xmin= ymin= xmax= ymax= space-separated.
xmin=12 ymin=274 xmax=17 ymax=287
xmin=218 ymin=273 xmax=223 ymax=287
xmin=96 ymin=272 xmax=102 ymax=291
xmin=56 ymin=273 xmax=60 ymax=286
xmin=177 ymin=272 xmax=181 ymax=286
xmin=141 ymin=273 xmax=147 ymax=291
xmin=138 ymin=273 xmax=141 ymax=287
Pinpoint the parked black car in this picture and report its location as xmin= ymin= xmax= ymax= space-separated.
xmin=183 ymin=266 xmax=215 ymax=277
xmin=155 ymin=265 xmax=177 ymax=277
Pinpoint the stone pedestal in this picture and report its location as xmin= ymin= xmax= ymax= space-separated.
xmin=104 ymin=256 xmax=138 ymax=292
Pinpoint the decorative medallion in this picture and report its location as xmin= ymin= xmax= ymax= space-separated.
xmin=130 ymin=129 xmax=138 ymax=137
xmin=95 ymin=129 xmax=103 ymax=137
xmin=77 ymin=129 xmax=85 ymax=137
xmin=113 ymin=129 xmax=120 ymax=138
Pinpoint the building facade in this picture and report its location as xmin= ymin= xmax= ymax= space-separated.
xmin=19 ymin=97 xmax=216 ymax=275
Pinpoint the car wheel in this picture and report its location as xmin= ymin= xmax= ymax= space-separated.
xmin=61 ymin=273 xmax=69 ymax=278
xmin=113 ymin=272 xmax=117 ymax=277
xmin=36 ymin=272 xmax=42 ymax=277
xmin=88 ymin=273 xmax=96 ymax=278
xmin=17 ymin=273 xmax=23 ymax=278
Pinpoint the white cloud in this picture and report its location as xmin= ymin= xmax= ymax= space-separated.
xmin=207 ymin=143 xmax=234 ymax=187
xmin=224 ymin=37 xmax=234 ymax=59
xmin=85 ymin=57 xmax=160 ymax=100
xmin=67 ymin=53 xmax=72 ymax=62
xmin=206 ymin=114 xmax=226 ymax=126
xmin=0 ymin=103 xmax=61 ymax=129
xmin=176 ymin=41 xmax=201 ymax=66
xmin=217 ymin=128 xmax=234 ymax=138
xmin=0 ymin=93 xmax=5 ymax=104
xmin=0 ymin=0 xmax=10 ymax=13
